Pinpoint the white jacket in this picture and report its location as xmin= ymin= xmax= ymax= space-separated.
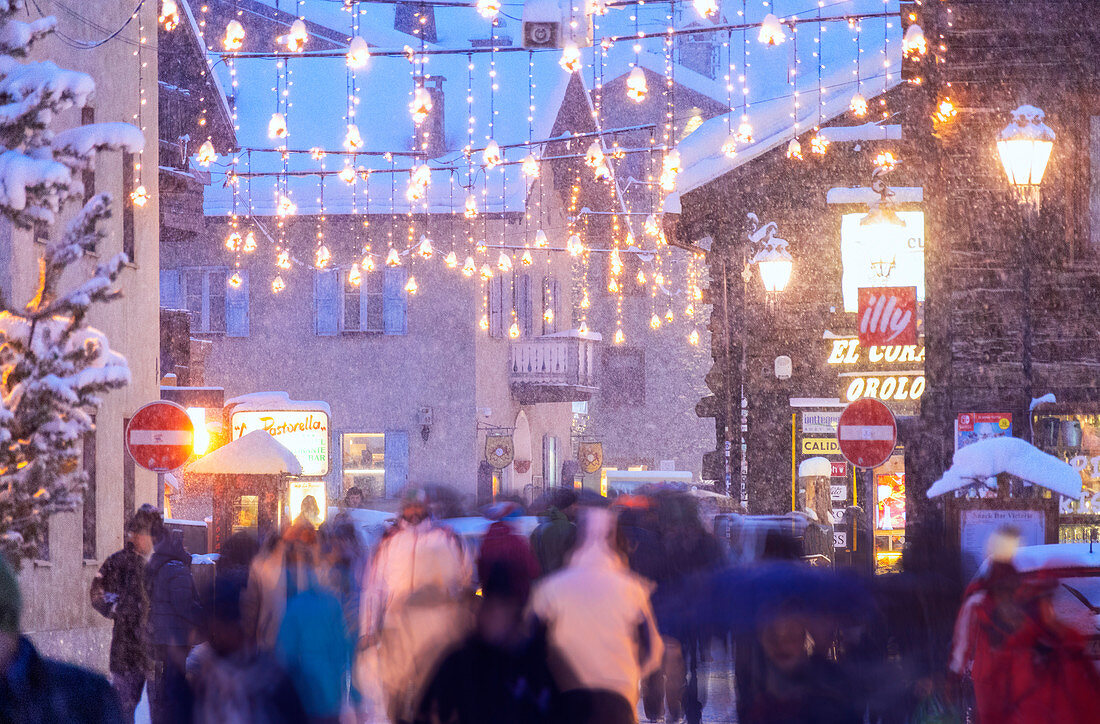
xmin=528 ymin=507 xmax=663 ymax=706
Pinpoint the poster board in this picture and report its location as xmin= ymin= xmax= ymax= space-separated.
xmin=947 ymin=497 xmax=1059 ymax=581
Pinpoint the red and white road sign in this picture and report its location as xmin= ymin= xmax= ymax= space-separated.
xmin=837 ymin=397 xmax=897 ymax=469
xmin=125 ymin=401 xmax=195 ymax=473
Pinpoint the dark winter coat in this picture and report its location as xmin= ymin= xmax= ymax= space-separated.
xmin=477 ymin=521 xmax=540 ymax=602
xmin=530 ymin=508 xmax=576 ymax=575
xmin=145 ymin=532 xmax=199 ymax=648
xmin=0 ymin=635 xmax=123 ymax=724
xmin=90 ymin=544 xmax=148 ymax=674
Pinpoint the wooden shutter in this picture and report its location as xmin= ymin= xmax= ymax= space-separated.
xmin=314 ymin=269 xmax=339 ymax=336
xmin=159 ymin=269 xmax=182 ymax=308
xmin=226 ymin=269 xmax=250 ymax=337
xmin=384 ymin=430 xmax=410 ymax=497
xmin=516 ymin=274 xmax=532 ymax=337
xmin=383 ymin=267 xmax=408 ymax=335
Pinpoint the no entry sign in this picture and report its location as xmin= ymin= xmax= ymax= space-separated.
xmin=837 ymin=397 xmax=897 ymax=469
xmin=126 ymin=401 xmax=195 ymax=473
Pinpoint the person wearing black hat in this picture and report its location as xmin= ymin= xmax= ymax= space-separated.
xmin=90 ymin=508 xmax=155 ymax=723
xmin=0 ymin=556 xmax=123 ymax=722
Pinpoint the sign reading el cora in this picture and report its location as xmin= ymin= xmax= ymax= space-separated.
xmin=231 ymin=408 xmax=330 ymax=476
xmin=826 ymin=338 xmax=925 ymax=411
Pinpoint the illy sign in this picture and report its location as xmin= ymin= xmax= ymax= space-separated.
xmin=858 ymin=287 xmax=917 ymax=347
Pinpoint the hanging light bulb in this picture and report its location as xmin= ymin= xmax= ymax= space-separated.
xmin=522 ymin=153 xmax=540 ymax=178
xmin=685 ymin=303 xmax=696 ymax=316
xmin=476 ymin=241 xmax=488 ymax=253
xmin=578 ymin=321 xmax=589 ymax=334
xmin=483 ymin=140 xmax=502 ymax=168
xmin=534 ymin=230 xmax=548 ymax=248
xmin=497 ymin=252 xmax=513 ymax=271
xmin=480 ymin=264 xmax=494 ymax=280
xmin=521 ymin=249 xmax=533 ymax=266
xmin=410 ymin=86 xmax=433 ymax=125
xmin=721 ymin=133 xmax=738 ymax=158
xmin=225 ymin=231 xmax=242 ymax=252
xmin=659 ymin=150 xmax=681 ymax=192
xmin=129 ymin=185 xmax=149 ymax=208
xmin=543 ymin=308 xmax=554 ymax=323
xmin=464 ymin=193 xmax=478 ymax=219
xmin=285 ymin=19 xmax=308 ymax=52
xmin=586 ymin=0 xmax=608 ymax=15
xmin=159 ymin=0 xmax=179 ymax=31
xmin=243 ymin=231 xmax=257 ymax=253
xmin=636 ymin=269 xmax=646 ymax=285
xmin=608 ymin=277 xmax=619 ymax=293
xmin=272 ymin=274 xmax=286 ymax=293
xmin=417 ymin=235 xmax=434 ymax=259
xmin=314 ymin=244 xmax=331 ymax=269
xmin=758 ymin=13 xmax=786 ymax=45
xmin=593 ymin=162 xmax=612 ymax=182
xmin=585 ymin=141 xmax=605 ymax=168
xmin=688 ymin=329 xmax=700 ymax=345
xmin=567 ymin=234 xmax=583 ymax=256
xmin=344 ymin=124 xmax=364 ymax=152
xmin=626 ymin=67 xmax=648 ymax=103
xmin=693 ymin=285 xmax=703 ymax=301
xmin=693 ymin=0 xmax=718 ymax=17
xmin=655 ymin=272 xmax=665 ymax=286
xmin=346 ymin=36 xmax=370 ymax=69
xmin=580 ymin=290 xmax=590 ymax=309
xmin=477 ymin=0 xmax=501 ymax=18
xmin=613 ymin=328 xmax=625 ymax=345
xmin=362 ymin=254 xmax=375 ymax=272
xmin=348 ymin=263 xmax=362 ymax=286
xmin=810 ymin=134 xmax=830 ymax=155
xmin=934 ymin=98 xmax=957 ymax=125
xmin=902 ymin=23 xmax=927 ymax=59
xmin=610 ymin=248 xmax=623 ymax=275
xmin=276 ymin=250 xmax=291 ymax=269
xmin=665 ymin=308 xmax=674 ymax=322
xmin=405 ymin=276 xmax=418 ymax=294
xmin=786 ymin=138 xmax=803 ymax=160
xmin=874 ymin=150 xmax=899 ymax=171
xmin=737 ymin=120 xmax=754 ymax=144
xmin=276 ymin=194 xmax=296 ymax=217
xmin=650 ymin=313 xmax=661 ymax=330
xmin=644 ymin=214 xmax=660 ymax=236
xmin=508 ymin=321 xmax=521 ymax=339
xmin=197 ymin=140 xmax=217 ymax=166
xmin=339 ymin=164 xmax=356 ymax=184
xmin=406 ymin=163 xmax=431 ymax=201
xmin=559 ymin=43 xmax=582 ymax=73
xmin=444 ymin=251 xmax=458 ymax=268
xmin=850 ymin=92 xmax=868 ymax=118
xmin=268 ymin=112 xmax=287 ymax=139
xmin=223 ymin=20 xmax=245 ymax=51
xmin=479 ymin=314 xmax=489 ymax=330
xmin=385 ymin=248 xmax=401 ymax=266
xmin=463 ymin=256 xmax=476 ymax=276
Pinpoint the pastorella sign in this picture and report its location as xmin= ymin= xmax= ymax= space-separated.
xmin=232 ymin=409 xmax=330 ymax=476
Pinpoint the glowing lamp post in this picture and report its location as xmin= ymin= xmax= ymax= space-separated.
xmin=996 ymin=105 xmax=1055 ymax=213
xmin=746 ymin=213 xmax=793 ymax=295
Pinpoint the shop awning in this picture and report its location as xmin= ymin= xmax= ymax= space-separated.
xmin=926 ymin=437 xmax=1081 ymax=500
xmin=187 ymin=430 xmax=302 ymax=476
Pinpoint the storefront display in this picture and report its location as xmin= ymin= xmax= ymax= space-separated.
xmin=872 ymin=454 xmax=906 ymax=573
xmin=1033 ymin=408 xmax=1100 ymax=541
xmin=342 ymin=432 xmax=385 ymax=498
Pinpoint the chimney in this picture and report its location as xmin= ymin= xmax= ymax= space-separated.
xmin=423 ymin=75 xmax=446 ymax=158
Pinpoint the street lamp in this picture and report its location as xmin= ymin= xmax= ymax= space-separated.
xmin=860 ymin=165 xmax=907 ymax=284
xmin=747 ymin=214 xmax=793 ymax=293
xmin=996 ymin=104 xmax=1055 ymax=213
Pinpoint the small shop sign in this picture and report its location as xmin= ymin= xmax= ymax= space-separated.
xmin=231 ymin=409 xmax=329 ymax=476
xmin=802 ymin=438 xmax=842 ymax=455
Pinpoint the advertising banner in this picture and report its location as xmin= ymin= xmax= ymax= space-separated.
xmin=858 ymin=286 xmax=918 ymax=347
xmin=231 ymin=409 xmax=329 ymax=476
xmin=955 ymin=412 xmax=1013 ymax=452
xmin=802 ymin=411 xmax=841 ymax=435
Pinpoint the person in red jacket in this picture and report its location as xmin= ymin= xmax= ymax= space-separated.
xmin=477 ymin=503 xmax=540 ymax=605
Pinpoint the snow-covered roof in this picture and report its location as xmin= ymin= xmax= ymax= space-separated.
xmin=225 ymin=390 xmax=332 ymax=415
xmin=187 ymin=429 xmax=303 ymax=475
xmin=926 ymin=437 xmax=1083 ymax=500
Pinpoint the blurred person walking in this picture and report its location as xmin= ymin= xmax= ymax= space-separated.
xmin=90 ymin=508 xmax=154 ymax=723
xmin=360 ymin=488 xmax=473 ymax=724
xmin=189 ymin=576 xmax=308 ymax=724
xmin=477 ymin=502 xmax=539 ymax=602
xmin=0 ymin=556 xmax=123 ymax=723
xmin=529 ymin=506 xmax=663 ymax=724
xmin=530 ymin=489 xmax=577 ymax=576
xmin=142 ymin=505 xmax=200 ymax=724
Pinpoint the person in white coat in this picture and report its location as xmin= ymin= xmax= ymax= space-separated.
xmin=528 ymin=506 xmax=663 ymax=724
xmin=359 ymin=489 xmax=473 ymax=724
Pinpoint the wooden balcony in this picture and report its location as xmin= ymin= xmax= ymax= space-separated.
xmin=510 ymin=331 xmax=600 ymax=404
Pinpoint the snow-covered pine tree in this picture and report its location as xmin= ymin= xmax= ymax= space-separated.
xmin=0 ymin=2 xmax=143 ymax=564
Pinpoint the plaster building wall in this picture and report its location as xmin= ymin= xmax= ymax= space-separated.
xmin=6 ymin=3 xmax=161 ymax=670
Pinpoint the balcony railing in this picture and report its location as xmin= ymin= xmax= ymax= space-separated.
xmin=509 ymin=331 xmax=600 ymax=404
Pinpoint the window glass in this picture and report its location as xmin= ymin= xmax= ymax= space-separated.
xmin=208 ymin=270 xmax=227 ymax=333
xmin=342 ymin=433 xmax=385 ymax=499
xmin=343 ymin=270 xmax=361 ymax=331
xmin=364 ymin=272 xmax=384 ymax=332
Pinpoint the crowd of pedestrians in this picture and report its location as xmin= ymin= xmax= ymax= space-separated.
xmin=0 ymin=489 xmax=1098 ymax=723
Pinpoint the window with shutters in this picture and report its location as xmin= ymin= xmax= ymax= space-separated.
xmin=316 ymin=267 xmax=405 ymax=335
xmin=174 ymin=267 xmax=233 ymax=334
xmin=516 ymin=273 xmax=533 ymax=337
xmin=122 ymin=151 xmax=135 ymax=264
xmin=542 ymin=276 xmax=561 ymax=334
xmin=383 ymin=430 xmax=410 ymax=497
xmin=489 ymin=274 xmax=535 ymax=338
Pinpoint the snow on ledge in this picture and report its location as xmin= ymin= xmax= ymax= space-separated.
xmin=818 ymin=123 xmax=901 ymax=143
xmin=826 ymin=186 xmax=923 ymax=205
xmin=926 ymin=437 xmax=1082 ymax=500
xmin=225 ymin=390 xmax=332 ymax=415
xmin=187 ymin=430 xmax=302 ymax=476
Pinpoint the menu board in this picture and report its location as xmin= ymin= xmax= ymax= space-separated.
xmin=959 ymin=509 xmax=1045 ymax=580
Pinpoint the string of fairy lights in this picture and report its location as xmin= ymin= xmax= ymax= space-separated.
xmin=149 ymin=0 xmax=948 ymax=347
